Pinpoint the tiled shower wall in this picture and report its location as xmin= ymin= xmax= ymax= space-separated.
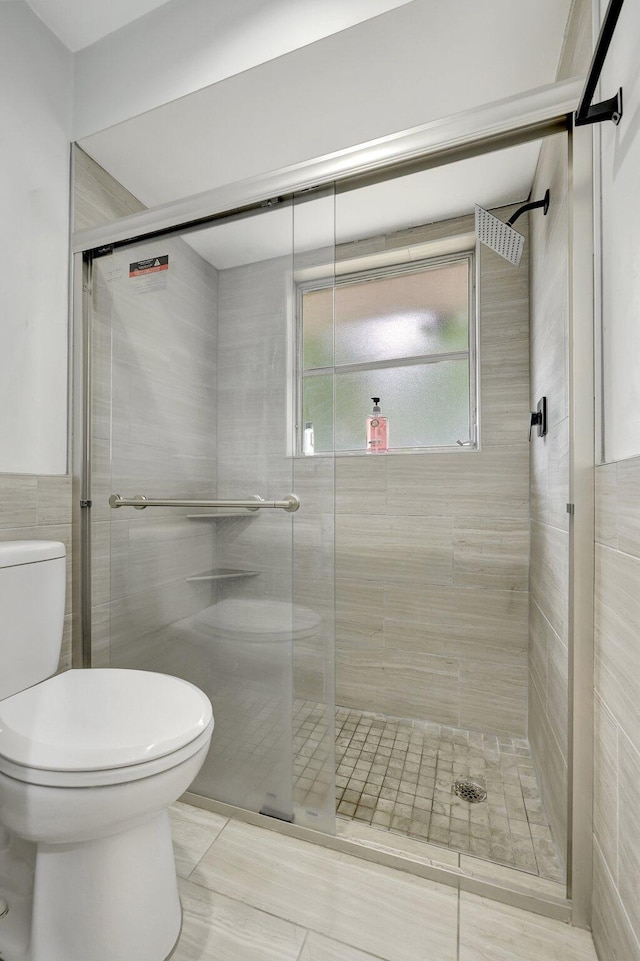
xmin=211 ymin=211 xmax=530 ymax=736
xmin=213 ymin=248 xmax=335 ymax=708
xmin=75 ymin=148 xmax=220 ymax=668
xmin=525 ymin=0 xmax=592 ymax=887
xmin=333 ymin=214 xmax=530 ymax=736
xmin=77 ymin=154 xmax=531 ymax=736
xmin=527 ymin=133 xmax=570 ymax=861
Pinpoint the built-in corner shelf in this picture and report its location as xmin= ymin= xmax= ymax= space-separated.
xmin=186 ymin=568 xmax=260 ymax=583
xmin=187 ymin=511 xmax=256 ymax=519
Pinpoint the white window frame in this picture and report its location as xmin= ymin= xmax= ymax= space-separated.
xmin=296 ymin=249 xmax=478 ymax=455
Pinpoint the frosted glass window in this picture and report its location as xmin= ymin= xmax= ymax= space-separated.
xmin=300 ymin=254 xmax=475 ymax=453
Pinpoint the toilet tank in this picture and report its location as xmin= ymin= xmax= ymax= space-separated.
xmin=0 ymin=541 xmax=66 ymax=700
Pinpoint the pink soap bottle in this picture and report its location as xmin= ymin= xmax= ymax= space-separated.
xmin=366 ymin=397 xmax=388 ymax=452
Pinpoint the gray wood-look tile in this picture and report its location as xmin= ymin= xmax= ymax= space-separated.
xmin=337 ymin=648 xmax=459 ymax=725
xmin=595 ymin=462 xmax=618 ymax=548
xmin=36 ymin=475 xmax=72 ymax=526
xmin=528 ymin=680 xmax=567 ymax=858
xmin=546 ymin=419 xmax=570 ymax=532
xmin=336 ymin=514 xmax=453 ymax=586
xmin=90 ymin=436 xmax=113 ymax=525
xmin=593 ymin=695 xmax=618 ymax=881
xmin=530 ymin=431 xmax=550 ymax=526
xmin=529 ymin=521 xmax=568 ymax=644
xmin=530 ymin=137 xmax=569 ymax=436
xmin=385 ymin=450 xmax=529 ymax=519
xmin=190 ymin=819 xmax=458 ymax=961
xmin=293 ymin=456 xmax=335 ymax=514
xmin=109 ymin=579 xmax=214 ymax=663
xmin=169 ymin=802 xmax=228 ymax=878
xmin=90 ymin=603 xmax=111 ymax=668
xmin=528 ymin=599 xmax=548 ymax=705
xmin=0 ymin=475 xmax=38 ymax=529
xmin=217 ymin=511 xmax=292 ymax=575
xmin=90 ymin=521 xmax=111 ymax=609
xmin=300 ymin=932 xmax=388 ymax=961
xmin=545 ymin=620 xmax=569 ymax=761
xmin=459 ymin=892 xmax=597 ymax=960
xmin=383 ymin=584 xmax=527 ymax=657
xmin=614 ymin=455 xmax=640 ymax=560
xmin=336 ymin=457 xmax=386 ymax=514
xmin=595 ymin=545 xmax=640 ymax=758
xmin=110 ymin=531 xmax=215 ymax=602
xmin=172 ymin=878 xmax=307 ymax=961
xmin=336 ymin=578 xmax=384 ymax=651
xmin=73 ymin=146 xmax=146 ymax=230
xmin=459 ymin=657 xmax=527 ymax=737
xmin=617 ymin=730 xmax=640 ymax=944
xmin=592 ymin=843 xmax=640 ymax=961
xmin=453 ymin=517 xmax=529 ymax=591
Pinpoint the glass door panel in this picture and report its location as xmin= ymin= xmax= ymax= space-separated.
xmin=96 ymin=195 xmax=335 ymax=831
xmin=292 ymin=189 xmax=336 ymax=831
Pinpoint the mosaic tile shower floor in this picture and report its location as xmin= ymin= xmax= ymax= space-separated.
xmin=294 ymin=703 xmax=564 ymax=882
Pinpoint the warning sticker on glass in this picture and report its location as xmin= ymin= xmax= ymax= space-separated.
xmin=129 ymin=255 xmax=169 ymax=292
xmin=129 ymin=256 xmax=168 ymax=277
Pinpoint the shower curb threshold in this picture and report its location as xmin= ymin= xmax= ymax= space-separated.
xmin=180 ymin=791 xmax=571 ymax=925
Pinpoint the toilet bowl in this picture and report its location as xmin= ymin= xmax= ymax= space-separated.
xmin=0 ymin=542 xmax=214 ymax=961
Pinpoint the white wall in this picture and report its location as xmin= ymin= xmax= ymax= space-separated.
xmin=0 ymin=2 xmax=73 ymax=474
xmin=72 ymin=0 xmax=413 ymax=140
xmin=74 ymin=0 xmax=572 ymax=154
xmin=600 ymin=0 xmax=640 ymax=463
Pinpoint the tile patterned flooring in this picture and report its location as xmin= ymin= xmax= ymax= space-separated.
xmin=169 ymin=801 xmax=597 ymax=961
xmin=293 ymin=703 xmax=563 ymax=882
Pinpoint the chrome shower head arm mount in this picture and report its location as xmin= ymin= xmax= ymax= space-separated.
xmin=506 ymin=189 xmax=550 ymax=227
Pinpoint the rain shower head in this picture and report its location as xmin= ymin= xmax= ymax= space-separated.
xmin=474 ymin=189 xmax=551 ymax=268
xmin=474 ymin=205 xmax=525 ymax=267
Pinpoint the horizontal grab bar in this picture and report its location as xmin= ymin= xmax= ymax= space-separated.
xmin=109 ymin=493 xmax=300 ymax=512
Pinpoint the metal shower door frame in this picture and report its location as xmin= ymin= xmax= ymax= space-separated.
xmin=71 ymin=76 xmax=595 ymax=926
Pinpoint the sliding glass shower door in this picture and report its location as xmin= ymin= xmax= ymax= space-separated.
xmin=93 ymin=191 xmax=336 ymax=832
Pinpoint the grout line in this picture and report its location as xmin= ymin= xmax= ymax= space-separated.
xmin=294 ymin=928 xmax=310 ymax=961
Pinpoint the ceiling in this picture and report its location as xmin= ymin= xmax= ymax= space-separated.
xmin=25 ymin=0 xmax=173 ymax=51
xmin=67 ymin=0 xmax=575 ymax=267
xmin=25 ymin=0 xmax=413 ymax=53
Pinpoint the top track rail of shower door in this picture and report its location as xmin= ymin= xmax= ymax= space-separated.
xmin=72 ymin=79 xmax=582 ymax=257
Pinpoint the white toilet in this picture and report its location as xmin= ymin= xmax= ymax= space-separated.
xmin=0 ymin=541 xmax=214 ymax=961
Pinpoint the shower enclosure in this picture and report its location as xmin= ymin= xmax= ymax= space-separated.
xmin=87 ymin=190 xmax=337 ymax=833
xmin=75 ymin=78 xmax=593 ymax=922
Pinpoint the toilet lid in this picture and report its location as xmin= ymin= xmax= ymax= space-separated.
xmin=0 ymin=669 xmax=213 ymax=772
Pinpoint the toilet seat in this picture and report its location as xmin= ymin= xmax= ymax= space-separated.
xmin=0 ymin=668 xmax=213 ymax=788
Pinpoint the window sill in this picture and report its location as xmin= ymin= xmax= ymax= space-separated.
xmin=293 ymin=445 xmax=480 ymax=459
